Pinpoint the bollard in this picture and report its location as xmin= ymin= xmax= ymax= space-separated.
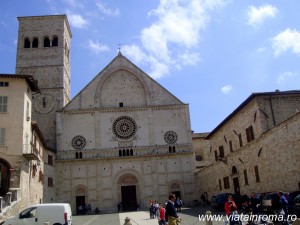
xmin=124 ymin=217 xmax=132 ymax=225
xmin=205 ymin=211 xmax=213 ymax=225
xmin=44 ymin=222 xmax=49 ymax=225
xmin=7 ymin=192 xmax=12 ymax=206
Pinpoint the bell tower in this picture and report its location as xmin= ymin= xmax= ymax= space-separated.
xmin=16 ymin=15 xmax=72 ymax=150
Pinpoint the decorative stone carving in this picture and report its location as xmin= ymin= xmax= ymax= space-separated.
xmin=171 ymin=183 xmax=180 ymax=190
xmin=118 ymin=174 xmax=138 ymax=184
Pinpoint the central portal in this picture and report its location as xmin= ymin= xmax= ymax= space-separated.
xmin=121 ymin=185 xmax=137 ymax=211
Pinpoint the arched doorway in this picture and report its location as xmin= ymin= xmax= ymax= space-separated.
xmin=118 ymin=174 xmax=138 ymax=211
xmin=0 ymin=158 xmax=11 ymax=196
xmin=75 ymin=185 xmax=86 ymax=215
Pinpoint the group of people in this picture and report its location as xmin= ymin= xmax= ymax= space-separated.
xmin=77 ymin=203 xmax=92 ymax=215
xmin=149 ymin=195 xmax=182 ymax=225
xmin=225 ymin=192 xmax=290 ymax=225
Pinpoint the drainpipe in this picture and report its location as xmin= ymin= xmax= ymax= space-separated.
xmin=269 ymin=95 xmax=276 ymax=126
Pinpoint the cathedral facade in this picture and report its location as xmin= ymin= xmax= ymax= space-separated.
xmin=15 ymin=15 xmax=195 ymax=213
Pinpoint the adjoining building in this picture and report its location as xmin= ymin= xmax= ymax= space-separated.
xmin=195 ymin=91 xmax=300 ymax=200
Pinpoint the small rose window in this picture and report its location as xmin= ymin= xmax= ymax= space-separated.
xmin=164 ymin=131 xmax=178 ymax=144
xmin=72 ymin=135 xmax=86 ymax=149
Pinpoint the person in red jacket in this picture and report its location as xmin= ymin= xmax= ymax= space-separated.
xmin=224 ymin=195 xmax=238 ymax=225
xmin=157 ymin=203 xmax=166 ymax=225
xmin=224 ymin=195 xmax=237 ymax=216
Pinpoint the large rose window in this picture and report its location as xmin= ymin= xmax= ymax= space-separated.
xmin=112 ymin=116 xmax=137 ymax=139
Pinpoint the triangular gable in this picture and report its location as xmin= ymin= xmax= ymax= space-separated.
xmin=62 ymin=52 xmax=184 ymax=111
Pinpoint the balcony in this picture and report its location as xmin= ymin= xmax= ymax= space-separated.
xmin=23 ymin=143 xmax=39 ymax=160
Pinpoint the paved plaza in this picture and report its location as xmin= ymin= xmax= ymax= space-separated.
xmin=72 ymin=206 xmax=226 ymax=225
xmin=72 ymin=206 xmax=300 ymax=225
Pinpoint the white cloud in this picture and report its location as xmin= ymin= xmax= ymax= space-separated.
xmin=277 ymin=72 xmax=298 ymax=84
xmin=247 ymin=4 xmax=278 ymax=27
xmin=272 ymin=29 xmax=300 ymax=57
xmin=63 ymin=0 xmax=85 ymax=9
xmin=67 ymin=12 xmax=88 ymax=28
xmin=256 ymin=47 xmax=266 ymax=53
xmin=96 ymin=2 xmax=119 ymax=16
xmin=88 ymin=40 xmax=109 ymax=54
xmin=125 ymin=0 xmax=226 ymax=79
xmin=221 ymin=85 xmax=232 ymax=94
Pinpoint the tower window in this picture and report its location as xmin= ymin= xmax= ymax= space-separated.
xmin=24 ymin=38 xmax=30 ymax=48
xmin=44 ymin=37 xmax=50 ymax=47
xmin=52 ymin=36 xmax=58 ymax=46
xmin=32 ymin=38 xmax=38 ymax=48
xmin=119 ymin=102 xmax=123 ymax=107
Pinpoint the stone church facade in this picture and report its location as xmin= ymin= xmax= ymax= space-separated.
xmin=14 ymin=15 xmax=195 ymax=213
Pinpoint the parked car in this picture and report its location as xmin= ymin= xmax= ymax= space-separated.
xmin=292 ymin=194 xmax=300 ymax=218
xmin=287 ymin=191 xmax=300 ymax=215
xmin=1 ymin=203 xmax=72 ymax=225
xmin=211 ymin=193 xmax=242 ymax=211
xmin=261 ymin=191 xmax=288 ymax=215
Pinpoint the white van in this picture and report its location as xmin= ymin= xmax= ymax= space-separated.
xmin=2 ymin=203 xmax=72 ymax=225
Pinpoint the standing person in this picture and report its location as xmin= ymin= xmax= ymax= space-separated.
xmin=156 ymin=203 xmax=166 ymax=225
xmin=117 ymin=202 xmax=122 ymax=213
xmin=224 ymin=195 xmax=237 ymax=225
xmin=201 ymin=194 xmax=207 ymax=207
xmin=176 ymin=197 xmax=182 ymax=212
xmin=149 ymin=200 xmax=154 ymax=219
xmin=278 ymin=192 xmax=289 ymax=223
xmin=249 ymin=192 xmax=260 ymax=214
xmin=165 ymin=194 xmax=181 ymax=225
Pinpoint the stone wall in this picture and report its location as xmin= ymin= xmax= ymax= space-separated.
xmin=195 ymin=112 xmax=300 ymax=200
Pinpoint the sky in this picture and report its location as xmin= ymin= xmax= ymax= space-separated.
xmin=1 ymin=0 xmax=300 ymax=133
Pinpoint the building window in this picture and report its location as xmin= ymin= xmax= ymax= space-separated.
xmin=24 ymin=38 xmax=30 ymax=48
xmin=26 ymin=101 xmax=30 ymax=119
xmin=219 ymin=179 xmax=222 ymax=191
xmin=119 ymin=102 xmax=123 ymax=107
xmin=44 ymin=37 xmax=50 ymax=47
xmin=238 ymin=134 xmax=243 ymax=147
xmin=0 ymin=96 xmax=8 ymax=112
xmin=214 ymin=150 xmax=218 ymax=161
xmin=48 ymin=177 xmax=53 ymax=187
xmin=0 ymin=128 xmax=5 ymax=146
xmin=52 ymin=36 xmax=58 ymax=46
xmin=219 ymin=146 xmax=224 ymax=158
xmin=244 ymin=169 xmax=249 ymax=185
xmin=246 ymin=125 xmax=255 ymax=142
xmin=254 ymin=166 xmax=260 ymax=183
xmin=229 ymin=140 xmax=233 ymax=152
xmin=0 ymin=82 xmax=9 ymax=87
xmin=48 ymin=155 xmax=53 ymax=165
xmin=32 ymin=37 xmax=38 ymax=48
xmin=223 ymin=176 xmax=230 ymax=189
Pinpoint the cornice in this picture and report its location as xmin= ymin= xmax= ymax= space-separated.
xmin=59 ymin=104 xmax=189 ymax=115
